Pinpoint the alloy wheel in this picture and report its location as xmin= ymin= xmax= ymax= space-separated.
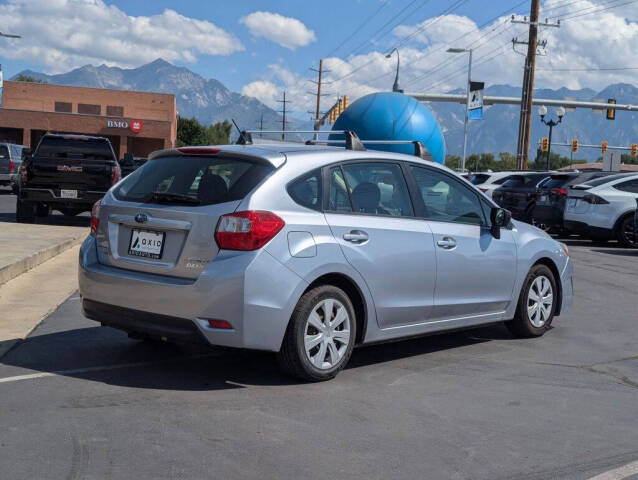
xmin=304 ymin=298 xmax=351 ymax=370
xmin=527 ymin=275 xmax=553 ymax=328
xmin=621 ymin=217 xmax=637 ymax=247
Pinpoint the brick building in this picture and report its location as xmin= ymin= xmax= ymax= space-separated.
xmin=0 ymin=81 xmax=177 ymax=158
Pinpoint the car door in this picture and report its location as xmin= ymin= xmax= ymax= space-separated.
xmin=323 ymin=161 xmax=437 ymax=329
xmin=408 ymin=164 xmax=517 ymax=320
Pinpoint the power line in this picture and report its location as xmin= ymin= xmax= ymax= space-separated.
xmin=325 ymin=1 xmax=388 ymax=57
xmin=558 ymin=0 xmax=638 ymax=19
xmin=536 ymin=65 xmax=638 ymax=71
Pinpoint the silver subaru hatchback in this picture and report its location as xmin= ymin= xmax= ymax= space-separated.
xmin=79 ymin=143 xmax=573 ymax=381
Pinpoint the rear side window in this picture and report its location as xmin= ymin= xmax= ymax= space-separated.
xmin=114 ymin=155 xmax=273 ymax=206
xmin=0 ymin=145 xmax=8 ymax=158
xmin=36 ymin=137 xmax=115 ymax=160
xmin=288 ymin=169 xmax=322 ymax=211
xmin=614 ymin=179 xmax=638 ymax=194
xmin=582 ymin=173 xmax=632 ymax=188
xmin=328 ymin=166 xmax=352 ymax=212
xmin=341 ymin=162 xmax=414 ymax=217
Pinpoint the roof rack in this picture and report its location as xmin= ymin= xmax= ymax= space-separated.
xmin=238 ymin=130 xmax=432 ymax=160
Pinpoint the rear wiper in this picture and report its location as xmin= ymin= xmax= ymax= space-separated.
xmin=147 ymin=191 xmax=201 ymax=205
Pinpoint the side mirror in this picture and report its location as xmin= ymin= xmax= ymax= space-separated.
xmin=490 ymin=207 xmax=511 ymax=239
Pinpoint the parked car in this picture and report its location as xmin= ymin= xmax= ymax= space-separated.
xmin=532 ymin=171 xmax=621 ymax=233
xmin=79 ymin=143 xmax=572 ymax=381
xmin=0 ymin=142 xmax=27 ymax=194
xmin=16 ymin=134 xmax=120 ymax=222
xmin=466 ymin=171 xmax=528 ymax=198
xmin=492 ymin=172 xmax=551 ymax=224
xmin=564 ymin=173 xmax=638 ymax=247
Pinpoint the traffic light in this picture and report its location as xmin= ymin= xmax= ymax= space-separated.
xmin=631 ymin=143 xmax=637 ymax=158
xmin=571 ymin=138 xmax=578 ymax=153
xmin=606 ymin=98 xmax=616 ymax=120
xmin=338 ymin=98 xmax=344 ymax=115
xmin=541 ymin=137 xmax=549 ymax=152
xmin=329 ymin=108 xmax=335 ymax=124
xmin=343 ymin=95 xmax=349 ymax=110
xmin=601 ymin=141 xmax=608 ymax=154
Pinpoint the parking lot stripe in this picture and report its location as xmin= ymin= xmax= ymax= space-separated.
xmin=0 ymin=353 xmax=217 ymax=385
xmin=587 ymin=460 xmax=638 ymax=480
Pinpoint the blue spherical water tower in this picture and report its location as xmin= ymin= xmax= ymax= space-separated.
xmin=330 ymin=92 xmax=446 ymax=164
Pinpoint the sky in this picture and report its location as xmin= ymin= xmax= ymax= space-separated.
xmin=1 ymin=0 xmax=637 ymax=119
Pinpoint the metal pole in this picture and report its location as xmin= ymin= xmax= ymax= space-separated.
xmin=547 ymin=123 xmax=553 ymax=170
xmin=393 ymin=50 xmax=401 ymax=93
xmin=461 ymin=49 xmax=472 ymax=173
xmin=282 ymin=91 xmax=286 ymax=141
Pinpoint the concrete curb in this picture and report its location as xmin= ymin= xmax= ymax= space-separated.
xmin=0 ymin=235 xmax=84 ymax=286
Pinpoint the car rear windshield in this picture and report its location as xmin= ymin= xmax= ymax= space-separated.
xmin=36 ymin=137 xmax=115 ymax=160
xmin=501 ymin=174 xmax=547 ymax=187
xmin=541 ymin=175 xmax=575 ymax=189
xmin=113 ymin=155 xmax=274 ymax=206
xmin=468 ymin=174 xmax=490 ymax=185
xmin=573 ymin=173 xmax=633 ymax=188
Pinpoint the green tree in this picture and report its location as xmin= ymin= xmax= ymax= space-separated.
xmin=13 ymin=74 xmax=46 ymax=83
xmin=177 ymin=117 xmax=232 ymax=147
xmin=530 ymin=149 xmax=587 ymax=170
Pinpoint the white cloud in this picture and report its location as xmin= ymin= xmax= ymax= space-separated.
xmin=241 ymin=80 xmax=280 ymax=108
xmin=0 ymin=0 xmax=243 ymax=72
xmin=240 ymin=11 xmax=316 ymax=50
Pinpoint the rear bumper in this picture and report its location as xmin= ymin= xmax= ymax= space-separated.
xmin=0 ymin=173 xmax=17 ymax=185
xmin=20 ymin=187 xmax=106 ymax=206
xmin=563 ymin=220 xmax=613 ymax=239
xmin=82 ymin=299 xmax=207 ymax=344
xmin=78 ymin=235 xmax=307 ymax=352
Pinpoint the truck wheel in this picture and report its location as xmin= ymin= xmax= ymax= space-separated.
xmin=278 ymin=285 xmax=356 ymax=382
xmin=505 ymin=264 xmax=557 ymax=338
xmin=16 ymin=198 xmax=36 ymax=223
xmin=35 ymin=203 xmax=50 ymax=217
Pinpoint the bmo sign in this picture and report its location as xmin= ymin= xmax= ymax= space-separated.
xmin=107 ymin=119 xmax=144 ymax=133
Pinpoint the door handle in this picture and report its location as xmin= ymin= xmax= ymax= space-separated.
xmin=437 ymin=236 xmax=457 ymax=249
xmin=343 ymin=230 xmax=369 ymax=243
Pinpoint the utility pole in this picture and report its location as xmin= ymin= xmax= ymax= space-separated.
xmin=276 ymin=91 xmax=289 ymax=141
xmin=310 ymin=60 xmax=330 ymax=139
xmin=512 ymin=3 xmax=560 ymax=170
xmin=255 ymin=114 xmax=264 ymax=138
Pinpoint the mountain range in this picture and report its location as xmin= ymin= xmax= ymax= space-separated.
xmin=12 ymin=59 xmax=638 ymax=161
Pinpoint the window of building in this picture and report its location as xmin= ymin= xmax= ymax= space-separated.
xmin=106 ymin=105 xmax=124 ymax=117
xmin=78 ymin=104 xmax=101 ymax=115
xmin=54 ymin=102 xmax=72 ymax=113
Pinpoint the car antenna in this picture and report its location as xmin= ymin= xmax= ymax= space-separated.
xmin=232 ymin=119 xmax=253 ymax=145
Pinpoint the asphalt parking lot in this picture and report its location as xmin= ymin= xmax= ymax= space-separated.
xmin=0 ymin=190 xmax=637 ymax=479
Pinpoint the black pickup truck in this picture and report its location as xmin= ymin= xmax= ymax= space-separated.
xmin=16 ymin=134 xmax=120 ymax=223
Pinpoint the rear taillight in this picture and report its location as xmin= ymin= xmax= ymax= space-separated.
xmin=215 ymin=211 xmax=284 ymax=251
xmin=90 ymin=200 xmax=101 ymax=234
xmin=582 ymin=194 xmax=609 ymax=205
xmin=177 ymin=147 xmax=220 ymax=155
xmin=111 ymin=165 xmax=120 ymax=185
xmin=551 ymin=188 xmax=567 ymax=196
xmin=8 ymin=160 xmax=15 ymax=173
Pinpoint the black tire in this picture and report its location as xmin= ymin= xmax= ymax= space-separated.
xmin=616 ymin=214 xmax=637 ymax=248
xmin=278 ymin=285 xmax=356 ymax=382
xmin=505 ymin=264 xmax=557 ymax=338
xmin=15 ymin=197 xmax=35 ymax=223
xmin=35 ymin=203 xmax=50 ymax=218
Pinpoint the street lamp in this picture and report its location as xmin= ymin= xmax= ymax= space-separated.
xmin=385 ymin=48 xmax=403 ymax=93
xmin=447 ymin=47 xmax=472 ymax=172
xmin=539 ymin=105 xmax=565 ymax=170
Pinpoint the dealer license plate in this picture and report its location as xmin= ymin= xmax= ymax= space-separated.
xmin=128 ymin=229 xmax=165 ymax=259
xmin=60 ymin=189 xmax=78 ymax=199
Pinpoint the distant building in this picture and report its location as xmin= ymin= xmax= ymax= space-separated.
xmin=0 ymin=81 xmax=177 ymax=158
